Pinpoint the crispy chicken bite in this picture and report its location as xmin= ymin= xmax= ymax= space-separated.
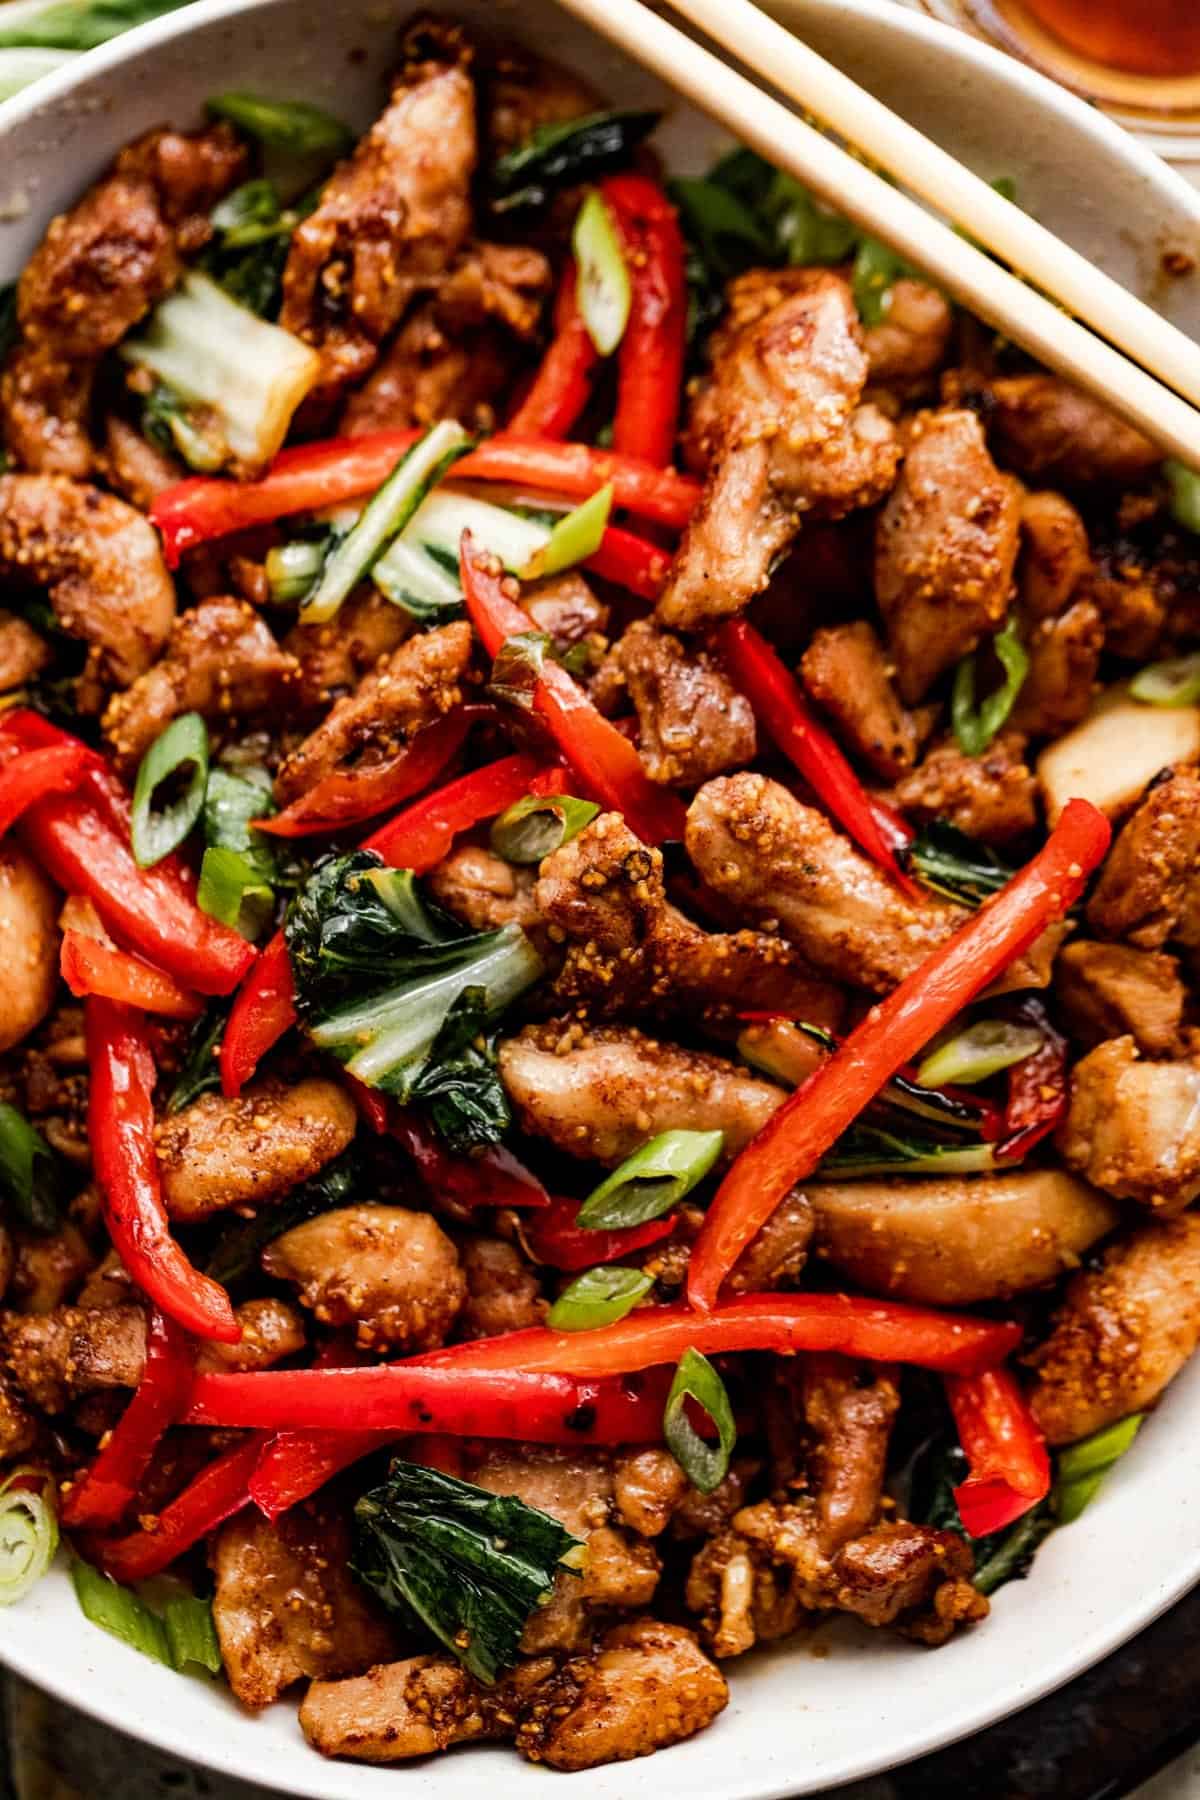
xmin=155 ymin=1079 xmax=356 ymax=1223
xmin=1018 ymin=489 xmax=1092 ymax=618
xmin=0 ymin=846 xmax=58 ymax=1055
xmin=890 ymin=731 xmax=1037 ymax=846
xmin=986 ymin=374 xmax=1161 ymax=486
xmin=1057 ymin=1035 xmax=1200 ymax=1213
xmin=800 ymin=620 xmax=917 ymax=781
xmin=607 ymin=620 xmax=756 ymax=787
xmin=1007 ymin=600 xmax=1104 ymax=739
xmin=1055 ymin=941 xmax=1185 ymax=1057
xmin=1085 ymin=765 xmax=1200 ymax=949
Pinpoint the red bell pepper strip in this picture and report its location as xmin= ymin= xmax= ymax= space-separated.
xmin=0 ymin=711 xmax=254 ymax=998
xmin=60 ymin=1310 xmax=193 ymax=1531
xmin=91 ymin=1436 xmax=261 ymax=1584
xmin=250 ymin=1428 xmax=391 ymax=1519
xmin=151 ymin=433 xmax=701 ymax=566
xmin=602 ymin=173 xmax=688 ymax=468
xmin=87 ymin=997 xmax=240 ymax=1343
xmin=996 ymin=997 xmax=1068 ymax=1163
xmin=461 ymin=535 xmax=686 ymax=845
xmin=522 ymin=1194 xmax=676 ymax=1271
xmin=508 ymin=261 xmax=600 ymax=440
xmin=218 ymin=930 xmax=296 ymax=1097
xmin=364 ymin=751 xmax=542 ymax=871
xmin=717 ymin=618 xmax=914 ymax=888
xmin=686 ymin=797 xmax=1112 ymax=1310
xmin=412 ymin=1293 xmax=1020 ymax=1379
xmin=346 ymin=1074 xmax=391 ymax=1134
xmin=946 ymin=1365 xmax=1052 ymax=1537
xmin=584 ymin=523 xmax=672 ymax=601
xmin=393 ymin=1108 xmax=550 ymax=1209
xmin=0 ymin=742 xmax=97 ymax=837
xmin=61 ymin=931 xmax=204 ymax=1021
xmin=255 ymin=710 xmax=478 ymax=839
xmin=184 ymin=1363 xmax=673 ymax=1439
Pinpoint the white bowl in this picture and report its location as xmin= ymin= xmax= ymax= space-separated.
xmin=2 ymin=3 xmax=1200 ymax=1796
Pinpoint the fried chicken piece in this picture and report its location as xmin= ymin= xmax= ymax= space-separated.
xmin=301 ymin=1654 xmax=556 ymax=1762
xmin=498 ymin=1021 xmax=786 ymax=1166
xmin=1008 ymin=599 xmax=1104 ymax=740
xmin=0 ymin=608 xmax=50 ymax=692
xmin=1085 ymin=766 xmax=1200 ymax=949
xmin=604 ymin=620 xmax=756 ymax=787
xmin=283 ymin=587 xmax=412 ymax=714
xmin=1 ymin=1303 xmax=145 ymax=1412
xmin=1018 ymin=489 xmax=1092 ymax=618
xmin=8 ymin=1222 xmax=91 ymax=1315
xmin=687 ymin=773 xmax=1058 ymax=995
xmin=457 ymin=1234 xmax=547 ymax=1340
xmin=800 ymin=620 xmax=917 ymax=781
xmin=194 ymin=1298 xmax=306 ymax=1374
xmin=103 ymin=596 xmax=300 ymax=773
xmin=1027 ymin=1213 xmax=1200 ymax=1443
xmin=273 ymin=620 xmax=473 ymax=806
xmin=1056 ymin=940 xmax=1184 ymax=1057
xmin=262 ymin=1203 xmax=465 ymax=1351
xmin=801 ymin=1356 xmax=901 ymax=1552
xmin=1057 ymin=1035 xmax=1200 ymax=1214
xmin=426 ymin=844 xmax=546 ymax=949
xmin=987 ymin=374 xmax=1161 ymax=485
xmin=155 ymin=1079 xmax=356 ymax=1223
xmin=727 ymin=1190 xmax=814 ymax=1294
xmin=0 ymin=474 xmax=174 ymax=707
xmin=0 ymin=846 xmax=58 ymax=1054
xmin=659 ymin=271 xmax=898 ymax=630
xmin=211 ymin=1500 xmax=397 ymax=1708
xmin=612 ymin=1448 xmax=690 ymax=1538
xmin=280 ymin=22 xmax=476 ymax=413
xmin=99 ymin=413 xmax=182 ymax=512
xmin=890 ymin=730 xmax=1037 ymax=845
xmin=861 ymin=279 xmax=954 ymax=400
xmin=1 ymin=124 xmax=246 ymax=475
xmin=875 ymin=408 xmax=1022 ymax=702
xmin=0 ymin=1373 xmax=35 ymax=1459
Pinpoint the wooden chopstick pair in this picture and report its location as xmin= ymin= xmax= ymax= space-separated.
xmin=554 ymin=0 xmax=1200 ymax=468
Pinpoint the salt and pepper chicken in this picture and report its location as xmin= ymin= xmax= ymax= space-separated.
xmin=0 ymin=7 xmax=1198 ymax=1777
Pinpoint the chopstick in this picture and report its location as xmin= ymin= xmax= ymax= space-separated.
xmin=669 ymin=0 xmax=1200 ymax=416
xmin=552 ymin=0 xmax=1200 ymax=469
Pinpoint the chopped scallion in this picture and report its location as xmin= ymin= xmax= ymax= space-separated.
xmin=490 ymin=792 xmax=599 ymax=864
xmin=265 ymin=537 xmax=330 ymax=605
xmin=131 ymin=711 xmax=209 ymax=869
xmin=573 ymin=190 xmax=631 ymax=356
xmin=916 ymin=1020 xmax=1044 ymax=1089
xmin=547 ymin=1265 xmax=654 ymax=1332
xmin=206 ymin=91 xmax=351 ymax=157
xmin=951 ymin=615 xmax=1029 ymax=756
xmin=576 ymin=1129 xmax=724 ymax=1230
xmin=1130 ymin=652 xmax=1200 ymax=708
xmin=519 ymin=483 xmax=612 ymax=581
xmin=0 ymin=1468 xmax=58 ymax=1606
xmin=198 ymin=846 xmax=275 ymax=939
xmin=1056 ymin=1414 xmax=1144 ymax=1524
xmin=663 ymin=1349 xmax=736 ymax=1494
xmin=1164 ymin=459 xmax=1200 ymax=536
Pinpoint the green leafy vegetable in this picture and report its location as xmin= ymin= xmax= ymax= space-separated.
xmin=1056 ymin=1414 xmax=1144 ymax=1524
xmin=354 ymin=1459 xmax=584 ymax=1684
xmin=816 ymin=1128 xmax=1000 ymax=1180
xmin=1164 ymin=458 xmax=1200 ymax=535
xmin=851 ymin=234 xmax=918 ymax=327
xmin=573 ymin=194 xmax=631 ymax=356
xmin=903 ymin=820 xmax=1015 ymax=909
xmin=520 ymin=483 xmax=613 ymax=581
xmin=140 ymin=381 xmax=226 ymax=472
xmin=669 ymin=177 xmax=775 ymax=285
xmin=904 ymin=1428 xmax=1054 ymax=1596
xmin=0 ymin=0 xmax=191 ymax=51
xmin=548 ymin=1265 xmax=654 ymax=1331
xmin=199 ymin=765 xmax=280 ymax=937
xmin=0 ymin=1467 xmax=58 ymax=1606
xmin=201 ymin=179 xmax=320 ymax=319
xmin=407 ymin=995 xmax=512 ymax=1156
xmin=491 ymin=792 xmax=599 ymax=864
xmin=71 ymin=1562 xmax=221 ymax=1672
xmin=491 ymin=108 xmax=660 ymax=213
xmin=663 ymin=1349 xmax=736 ymax=1495
xmin=198 ymin=846 xmax=275 ymax=939
xmin=165 ymin=1004 xmax=226 ymax=1114
xmin=206 ymin=1147 xmax=358 ymax=1288
xmin=0 ymin=1103 xmax=61 ymax=1233
xmin=576 ymin=1129 xmax=724 ymax=1230
xmin=130 ymin=711 xmax=209 ymax=868
xmin=952 ymin=615 xmax=1029 ymax=756
xmin=971 ymin=1496 xmax=1058 ymax=1596
xmin=206 ymin=90 xmax=351 ymax=156
xmin=1130 ymin=651 xmax=1200 ymax=708
xmin=265 ymin=536 xmax=331 ymax=604
xmin=916 ymin=1019 xmax=1043 ymax=1089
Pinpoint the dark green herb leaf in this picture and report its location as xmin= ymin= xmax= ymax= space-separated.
xmin=206 ymin=91 xmax=351 ymax=157
xmin=408 ymin=989 xmax=511 ymax=1154
xmin=165 ymin=1004 xmax=226 ymax=1114
xmin=354 ymin=1459 xmax=583 ymax=1684
xmin=902 ymin=820 xmax=1015 ymax=909
xmin=0 ymin=1103 xmax=61 ymax=1234
xmin=491 ymin=108 xmax=660 ymax=213
xmin=663 ymin=1349 xmax=736 ymax=1494
xmin=852 ymin=234 xmax=919 ymax=327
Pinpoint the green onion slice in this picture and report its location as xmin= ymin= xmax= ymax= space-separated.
xmin=198 ymin=846 xmax=275 ymax=940
xmin=547 ymin=1265 xmax=654 ymax=1332
xmin=573 ymin=191 xmax=632 ymax=356
xmin=490 ymin=792 xmax=599 ymax=864
xmin=852 ymin=233 xmax=915 ymax=327
xmin=488 ymin=630 xmax=551 ymax=713
xmin=1130 ymin=652 xmax=1200 ymax=708
xmin=130 ymin=711 xmax=209 ymax=868
xmin=72 ymin=1560 xmax=171 ymax=1664
xmin=299 ymin=420 xmax=471 ymax=625
xmin=951 ymin=615 xmax=1029 ymax=757
xmin=916 ymin=1019 xmax=1044 ymax=1089
xmin=266 ymin=537 xmax=330 ymax=604
xmin=576 ymin=1129 xmax=725 ymax=1230
xmin=206 ymin=91 xmax=351 ymax=156
xmin=0 ymin=1467 xmax=58 ymax=1606
xmin=1056 ymin=1413 xmax=1144 ymax=1525
xmin=163 ymin=1591 xmax=223 ymax=1674
xmin=0 ymin=1102 xmax=60 ymax=1233
xmin=1164 ymin=459 xmax=1200 ymax=536
xmin=519 ymin=484 xmax=613 ymax=581
xmin=663 ymin=1349 xmax=736 ymax=1494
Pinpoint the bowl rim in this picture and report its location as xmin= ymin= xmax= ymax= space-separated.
xmin=0 ymin=0 xmax=1198 ymax=1793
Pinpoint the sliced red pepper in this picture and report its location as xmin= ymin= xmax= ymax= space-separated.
xmin=522 ymin=1193 xmax=676 ymax=1271
xmin=364 ymin=751 xmax=542 ymax=871
xmin=346 ymin=1074 xmax=391 ymax=1134
xmin=717 ymin=619 xmax=915 ymax=889
xmin=250 ymin=1428 xmax=390 ymax=1520
xmin=60 ymin=1310 xmax=193 ymax=1531
xmin=185 ymin=1363 xmax=673 ymax=1440
xmin=508 ymin=261 xmax=600 ymax=440
xmin=87 ymin=997 xmax=240 ymax=1343
xmin=0 ymin=712 xmax=254 ymax=999
xmin=412 ymin=1293 xmax=1020 ymax=1379
xmin=256 ymin=709 xmax=484 ymax=839
xmin=686 ymin=798 xmax=1113 ymax=1311
xmin=996 ymin=997 xmax=1068 ymax=1163
xmin=91 ymin=1436 xmax=261 ymax=1584
xmin=602 ymin=173 xmax=688 ymax=468
xmin=946 ymin=1365 xmax=1052 ymax=1537
xmin=219 ymin=929 xmax=297 ymax=1098
xmin=151 ymin=433 xmax=701 ymax=566
xmin=0 ymin=741 xmax=97 ymax=837
xmin=461 ymin=535 xmax=686 ymax=845
xmin=61 ymin=931 xmax=204 ymax=1021
xmin=393 ymin=1108 xmax=550 ymax=1209
xmin=584 ymin=524 xmax=672 ymax=601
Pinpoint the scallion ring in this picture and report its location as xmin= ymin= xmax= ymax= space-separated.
xmin=198 ymin=846 xmax=275 ymax=940
xmin=1164 ymin=459 xmax=1200 ymax=536
xmin=951 ymin=615 xmax=1029 ymax=757
xmin=519 ymin=483 xmax=613 ymax=581
xmin=573 ymin=190 xmax=632 ymax=355
xmin=916 ymin=1020 xmax=1044 ymax=1089
xmin=0 ymin=1467 xmax=58 ymax=1606
xmin=547 ymin=1265 xmax=654 ymax=1332
xmin=663 ymin=1349 xmax=736 ymax=1495
xmin=488 ymin=630 xmax=551 ymax=713
xmin=265 ymin=538 xmax=330 ymax=605
xmin=576 ymin=1128 xmax=724 ymax=1230
xmin=491 ymin=792 xmax=599 ymax=864
xmin=1056 ymin=1414 xmax=1144 ymax=1525
xmin=130 ymin=711 xmax=209 ymax=869
xmin=1130 ymin=652 xmax=1200 ymax=708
